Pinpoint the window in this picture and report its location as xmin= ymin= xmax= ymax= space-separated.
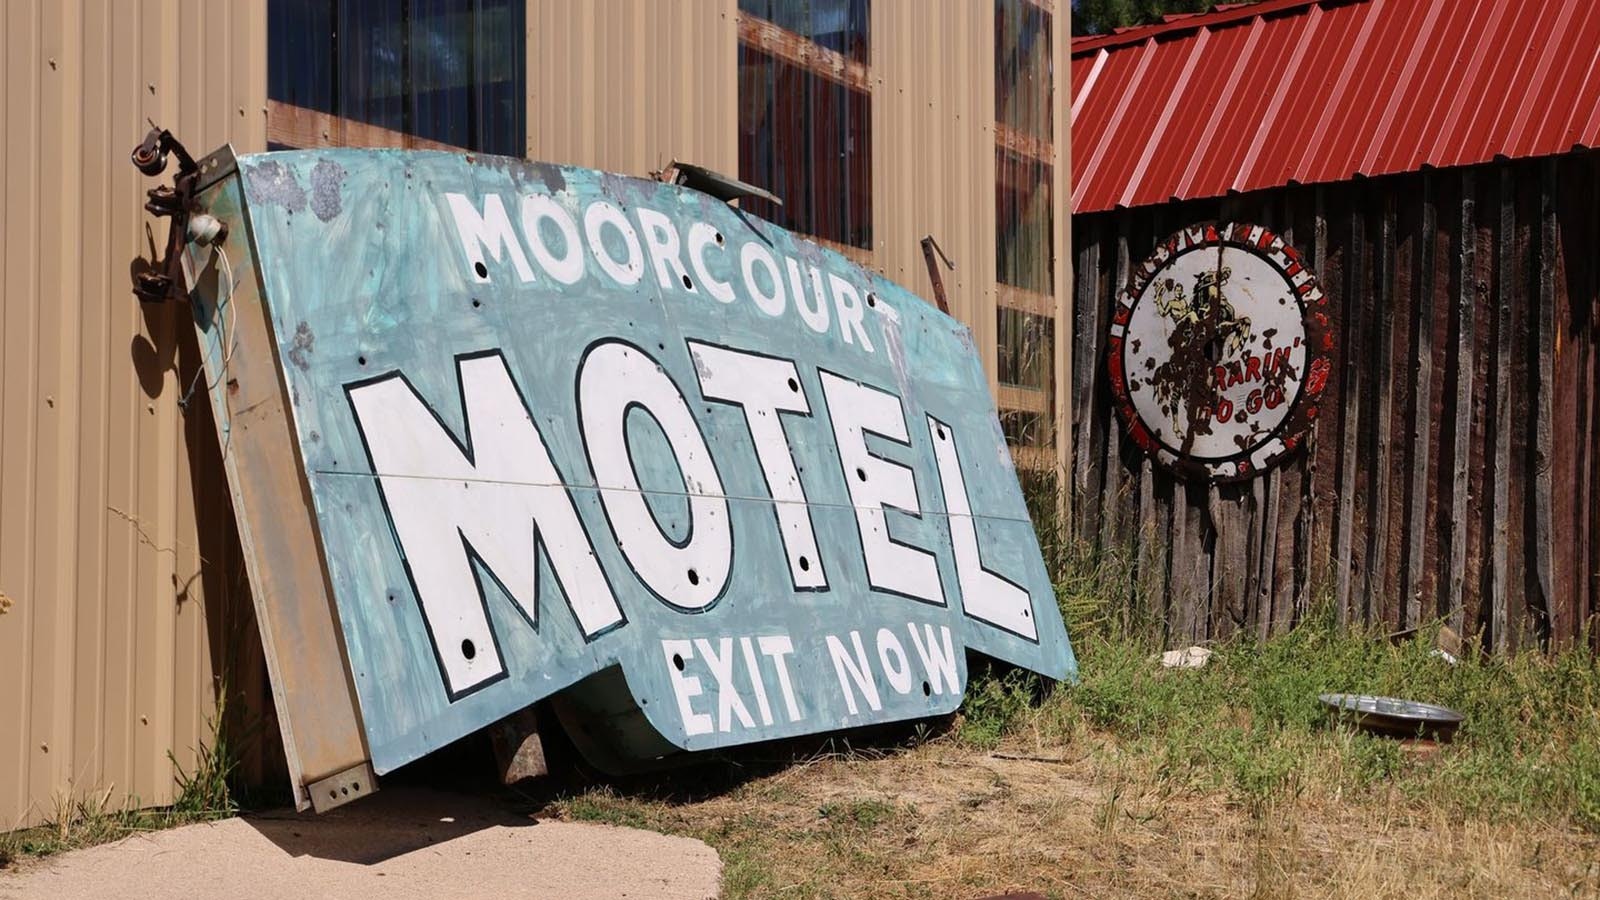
xmin=737 ymin=0 xmax=872 ymax=251
xmin=268 ymin=0 xmax=525 ymax=156
xmin=997 ymin=309 xmax=1054 ymax=389
xmin=994 ymin=0 xmax=1055 ymax=452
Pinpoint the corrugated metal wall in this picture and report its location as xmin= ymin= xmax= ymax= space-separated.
xmin=3 ymin=0 xmax=1070 ymax=828
xmin=1071 ymin=154 xmax=1600 ymax=652
xmin=0 ymin=1 xmax=266 ymax=829
xmin=876 ymin=0 xmax=1072 ymax=472
xmin=873 ymin=0 xmax=999 ymax=388
xmin=527 ymin=0 xmax=1072 ymax=469
xmin=526 ymin=1 xmax=740 ymax=181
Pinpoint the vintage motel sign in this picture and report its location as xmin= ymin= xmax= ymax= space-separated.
xmin=1108 ymin=223 xmax=1333 ymax=482
xmin=179 ymin=148 xmax=1075 ymax=806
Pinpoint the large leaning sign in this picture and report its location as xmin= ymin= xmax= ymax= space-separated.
xmin=178 ymin=148 xmax=1074 ymax=801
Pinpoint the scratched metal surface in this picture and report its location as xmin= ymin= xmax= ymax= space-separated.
xmin=224 ymin=149 xmax=1075 ymax=773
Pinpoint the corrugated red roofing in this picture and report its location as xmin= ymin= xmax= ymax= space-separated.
xmin=1071 ymin=0 xmax=1600 ymax=214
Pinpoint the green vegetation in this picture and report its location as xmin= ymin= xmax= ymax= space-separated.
xmin=6 ymin=468 xmax=1596 ymax=896
xmin=965 ymin=598 xmax=1600 ymax=831
xmin=1073 ymin=0 xmax=1270 ymax=37
xmin=0 ymin=689 xmax=246 ymax=870
xmin=549 ymin=522 xmax=1600 ymax=897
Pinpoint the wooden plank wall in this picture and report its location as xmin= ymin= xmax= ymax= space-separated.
xmin=1070 ymin=153 xmax=1600 ymax=652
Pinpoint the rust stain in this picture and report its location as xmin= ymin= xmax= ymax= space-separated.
xmin=288 ymin=321 xmax=316 ymax=371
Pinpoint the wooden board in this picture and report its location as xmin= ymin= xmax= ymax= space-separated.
xmin=1069 ymin=157 xmax=1600 ymax=652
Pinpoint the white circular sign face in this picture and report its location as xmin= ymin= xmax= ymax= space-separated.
xmin=1108 ymin=223 xmax=1332 ymax=481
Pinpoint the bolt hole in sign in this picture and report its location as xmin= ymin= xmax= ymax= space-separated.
xmin=189 ymin=150 xmax=1075 ymax=775
xmin=1109 ymin=223 xmax=1333 ymax=482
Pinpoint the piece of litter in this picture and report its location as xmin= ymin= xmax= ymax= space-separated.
xmin=1155 ymin=646 xmax=1212 ymax=668
xmin=1429 ymin=648 xmax=1459 ymax=665
xmin=439 ymin=816 xmax=455 ymax=823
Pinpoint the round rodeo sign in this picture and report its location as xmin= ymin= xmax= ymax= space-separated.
xmin=1107 ymin=222 xmax=1332 ymax=482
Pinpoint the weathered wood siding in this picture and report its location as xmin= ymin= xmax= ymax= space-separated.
xmin=1071 ymin=153 xmax=1599 ymax=652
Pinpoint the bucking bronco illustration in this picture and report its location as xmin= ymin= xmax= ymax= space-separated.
xmin=1146 ymin=264 xmax=1255 ymax=439
xmin=1153 ymin=265 xmax=1253 ymax=356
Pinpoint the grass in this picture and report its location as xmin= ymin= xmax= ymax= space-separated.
xmin=6 ymin=475 xmax=1598 ymax=896
xmin=0 ymin=688 xmax=246 ymax=871
xmin=539 ymin=532 xmax=1600 ymax=898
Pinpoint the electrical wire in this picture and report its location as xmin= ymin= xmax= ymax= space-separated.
xmin=177 ymin=241 xmax=240 ymax=412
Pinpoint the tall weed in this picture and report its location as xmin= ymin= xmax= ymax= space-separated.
xmin=961 ymin=487 xmax=1600 ymax=833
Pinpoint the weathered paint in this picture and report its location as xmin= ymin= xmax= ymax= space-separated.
xmin=181 ymin=147 xmax=371 ymax=812
xmin=1109 ymin=223 xmax=1330 ymax=482
xmin=192 ymin=148 xmax=1075 ymax=775
xmin=1074 ymin=156 xmax=1600 ymax=652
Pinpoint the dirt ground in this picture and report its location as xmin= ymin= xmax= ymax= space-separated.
xmin=545 ymin=739 xmax=1600 ymax=899
xmin=0 ymin=786 xmax=719 ymax=900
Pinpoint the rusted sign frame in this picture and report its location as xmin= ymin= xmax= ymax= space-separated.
xmin=179 ymin=146 xmax=374 ymax=812
xmin=1107 ymin=222 xmax=1332 ymax=483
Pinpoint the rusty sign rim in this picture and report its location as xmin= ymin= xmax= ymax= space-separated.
xmin=1107 ymin=221 xmax=1333 ymax=483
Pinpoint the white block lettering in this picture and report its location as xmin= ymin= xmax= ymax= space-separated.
xmin=687 ymin=222 xmax=735 ymax=303
xmin=906 ymin=623 xmax=958 ymax=696
xmin=520 ymin=194 xmax=585 ymax=285
xmin=928 ymin=417 xmax=1038 ymax=639
xmin=819 ymin=372 xmax=945 ymax=605
xmin=583 ymin=200 xmax=644 ymax=286
xmin=740 ymin=241 xmax=786 ymax=317
xmin=347 ymin=353 xmax=623 ymax=697
xmin=662 ymin=639 xmax=714 ymax=737
xmin=637 ymin=206 xmax=698 ymax=294
xmin=694 ymin=637 xmax=755 ymax=732
xmin=787 ymin=258 xmax=831 ymax=335
xmin=758 ymin=635 xmax=803 ymax=722
xmin=446 ymin=193 xmax=534 ymax=284
xmin=875 ymin=627 xmax=913 ymax=695
xmin=826 ymin=630 xmax=882 ymax=715
xmin=739 ymin=636 xmax=775 ymax=726
xmin=579 ymin=341 xmax=731 ymax=610
xmin=689 ymin=341 xmax=826 ymax=590
xmin=827 ymin=273 xmax=873 ymax=352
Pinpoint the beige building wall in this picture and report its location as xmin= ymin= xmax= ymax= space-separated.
xmin=1055 ymin=2 xmax=1073 ymax=478
xmin=0 ymin=0 xmax=267 ymax=829
xmin=527 ymin=0 xmax=741 ymax=178
xmin=873 ymin=0 xmax=1001 ymax=389
xmin=3 ymin=0 xmax=1068 ymax=829
xmin=528 ymin=0 xmax=1071 ymax=470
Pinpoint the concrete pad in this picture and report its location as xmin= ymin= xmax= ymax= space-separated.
xmin=0 ymin=787 xmax=719 ymax=900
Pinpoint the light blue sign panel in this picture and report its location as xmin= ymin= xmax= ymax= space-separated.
xmin=223 ymin=149 xmax=1074 ymax=773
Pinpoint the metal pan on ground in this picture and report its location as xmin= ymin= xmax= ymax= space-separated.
xmin=1319 ymin=693 xmax=1465 ymax=741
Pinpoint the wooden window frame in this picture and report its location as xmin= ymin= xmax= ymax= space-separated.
xmin=994 ymin=0 xmax=1057 ymax=464
xmin=737 ymin=11 xmax=874 ymax=259
xmin=736 ymin=14 xmax=870 ymax=94
xmin=267 ymin=99 xmax=467 ymax=152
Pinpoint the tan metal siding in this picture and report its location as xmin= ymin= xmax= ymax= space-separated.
xmin=525 ymin=1 xmax=1071 ymax=460
xmin=1057 ymin=3 xmax=1073 ymax=476
xmin=1 ymin=0 xmax=265 ymax=829
xmin=2 ymin=0 xmax=1070 ymax=828
xmin=875 ymin=0 xmax=1071 ymax=467
xmin=873 ymin=0 xmax=1000 ymax=384
xmin=527 ymin=0 xmax=739 ymax=177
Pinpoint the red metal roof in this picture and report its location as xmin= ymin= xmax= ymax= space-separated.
xmin=1071 ymin=0 xmax=1600 ymax=214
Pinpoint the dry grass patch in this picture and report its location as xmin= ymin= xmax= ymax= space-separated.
xmin=547 ymin=594 xmax=1600 ymax=899
xmin=550 ymin=733 xmax=1600 ymax=899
